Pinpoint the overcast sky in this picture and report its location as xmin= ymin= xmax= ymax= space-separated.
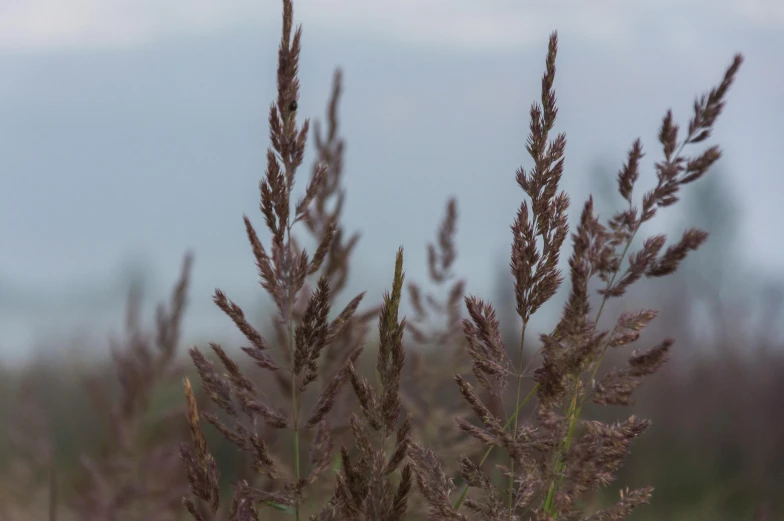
xmin=1 ymin=0 xmax=782 ymax=363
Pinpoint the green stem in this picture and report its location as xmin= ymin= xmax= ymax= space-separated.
xmin=508 ymin=321 xmax=529 ymax=518
xmin=453 ymin=384 xmax=539 ymax=511
xmin=543 ymin=230 xmax=638 ymax=515
xmin=544 ymin=136 xmax=696 ymax=513
xmin=287 ymin=224 xmax=302 ymax=521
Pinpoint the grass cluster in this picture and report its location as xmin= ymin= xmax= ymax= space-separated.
xmin=1 ymin=1 xmax=753 ymax=520
xmin=177 ymin=1 xmax=743 ymax=520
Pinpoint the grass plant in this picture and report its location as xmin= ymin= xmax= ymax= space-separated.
xmin=178 ymin=1 xmax=744 ymax=520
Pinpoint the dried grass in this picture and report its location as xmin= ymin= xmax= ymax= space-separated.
xmin=0 ymin=1 xmax=754 ymax=520
xmin=179 ymin=1 xmax=744 ymax=520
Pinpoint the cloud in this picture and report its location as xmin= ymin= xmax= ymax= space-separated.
xmin=0 ymin=0 xmax=250 ymax=51
xmin=1 ymin=0 xmax=782 ymax=53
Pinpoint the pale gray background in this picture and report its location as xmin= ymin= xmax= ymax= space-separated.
xmin=1 ymin=0 xmax=781 ymax=363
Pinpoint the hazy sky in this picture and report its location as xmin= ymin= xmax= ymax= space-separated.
xmin=1 ymin=0 xmax=782 ymax=362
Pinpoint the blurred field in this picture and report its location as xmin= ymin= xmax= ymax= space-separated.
xmin=0 ymin=3 xmax=778 ymax=518
xmin=0 ymin=286 xmax=781 ymax=521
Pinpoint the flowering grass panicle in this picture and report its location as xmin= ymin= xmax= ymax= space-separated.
xmin=179 ymin=0 xmax=744 ymax=520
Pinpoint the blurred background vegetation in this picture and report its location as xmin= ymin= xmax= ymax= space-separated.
xmin=1 ymin=162 xmax=781 ymax=521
